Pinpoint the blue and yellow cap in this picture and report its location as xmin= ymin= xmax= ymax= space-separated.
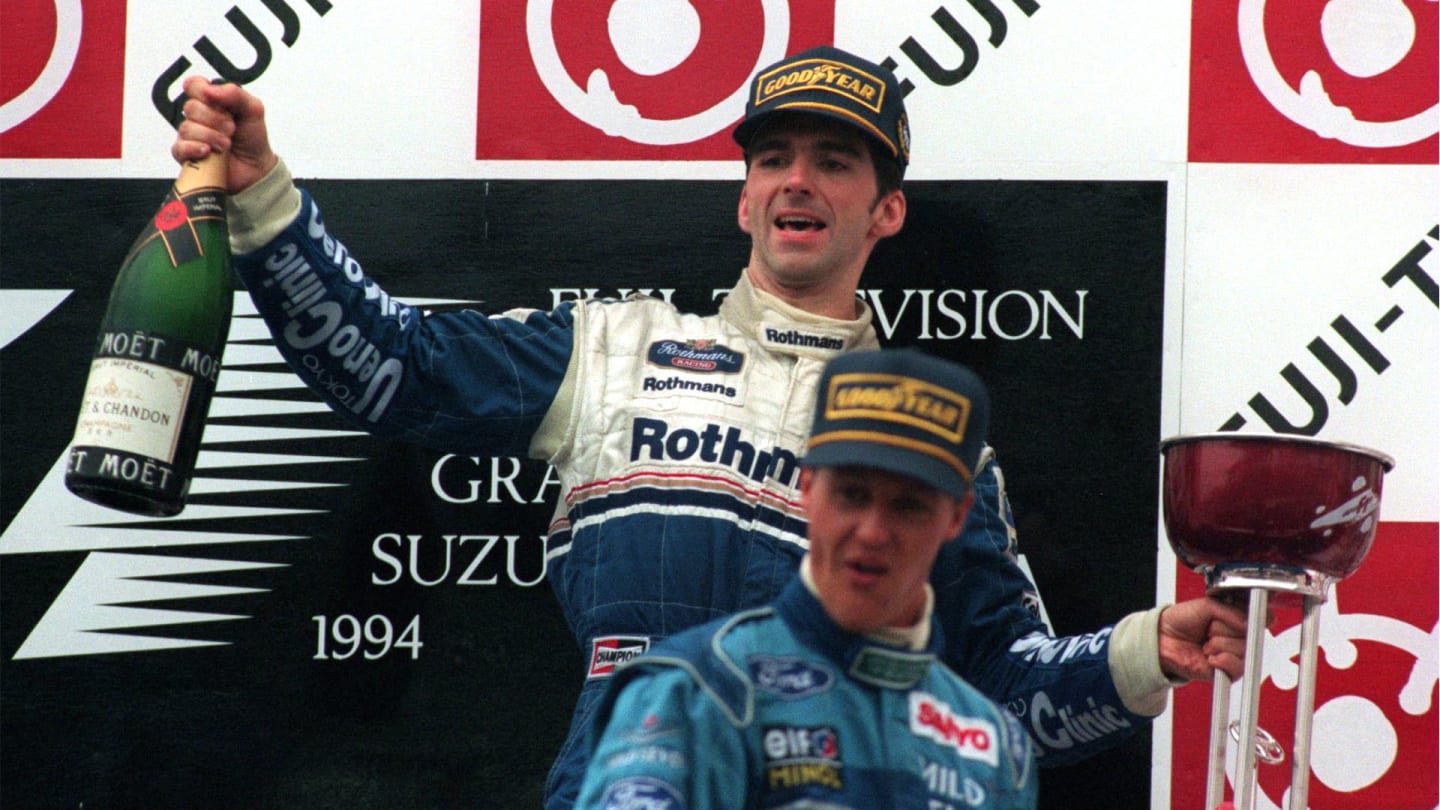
xmin=804 ymin=349 xmax=988 ymax=500
xmin=732 ymin=45 xmax=910 ymax=170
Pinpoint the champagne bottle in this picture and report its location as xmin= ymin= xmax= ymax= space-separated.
xmin=65 ymin=151 xmax=233 ymax=516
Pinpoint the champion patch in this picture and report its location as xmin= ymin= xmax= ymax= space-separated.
xmin=588 ymin=635 xmax=650 ymax=678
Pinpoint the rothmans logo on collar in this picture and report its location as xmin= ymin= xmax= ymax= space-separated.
xmin=824 ymin=373 xmax=972 ymax=445
xmin=763 ymin=327 xmax=845 ymax=352
xmin=755 ymin=58 xmax=885 ymax=115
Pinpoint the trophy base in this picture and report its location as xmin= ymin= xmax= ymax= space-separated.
xmin=1198 ymin=562 xmax=1335 ymax=603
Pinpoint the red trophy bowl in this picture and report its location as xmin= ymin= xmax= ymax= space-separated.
xmin=1161 ymin=432 xmax=1394 ymax=583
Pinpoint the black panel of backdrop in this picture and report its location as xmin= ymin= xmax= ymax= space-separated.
xmin=1 ymin=178 xmax=1165 ymax=808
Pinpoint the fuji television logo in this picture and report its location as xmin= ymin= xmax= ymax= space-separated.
xmin=525 ymin=0 xmax=791 ymax=146
xmin=1239 ymin=0 xmax=1438 ymax=148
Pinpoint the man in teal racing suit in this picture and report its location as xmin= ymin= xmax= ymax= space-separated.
xmin=172 ymin=46 xmax=1249 ymax=809
xmin=576 ymin=348 xmax=1037 ymax=809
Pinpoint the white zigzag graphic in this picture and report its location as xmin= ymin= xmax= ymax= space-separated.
xmin=12 ymin=553 xmax=283 ymax=659
xmin=1 ymin=294 xmax=476 ymax=659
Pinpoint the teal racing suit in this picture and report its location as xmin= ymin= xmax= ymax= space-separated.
xmin=575 ymin=578 xmax=1038 ymax=809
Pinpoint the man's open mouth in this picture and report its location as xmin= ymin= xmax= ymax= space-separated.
xmin=776 ymin=215 xmax=824 ymax=232
xmin=848 ymin=560 xmax=886 ymax=577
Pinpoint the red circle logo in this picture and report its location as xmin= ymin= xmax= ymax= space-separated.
xmin=154 ymin=200 xmax=188 ymax=232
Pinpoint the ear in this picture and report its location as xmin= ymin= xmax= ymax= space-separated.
xmin=737 ymin=185 xmax=753 ymax=235
xmin=799 ymin=467 xmax=814 ymax=506
xmin=868 ymin=189 xmax=906 ymax=240
xmin=945 ymin=490 xmax=974 ymax=540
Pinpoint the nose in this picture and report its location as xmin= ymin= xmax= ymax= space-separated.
xmin=852 ymin=505 xmax=890 ymax=548
xmin=782 ymin=156 xmax=815 ymax=195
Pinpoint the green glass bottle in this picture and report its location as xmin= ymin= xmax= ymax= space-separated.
xmin=65 ymin=152 xmax=233 ymax=516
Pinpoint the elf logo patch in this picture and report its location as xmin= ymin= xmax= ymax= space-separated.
xmin=0 ymin=0 xmax=127 ymax=158
xmin=475 ymin=0 xmax=834 ymax=160
xmin=1189 ymin=0 xmax=1438 ymax=164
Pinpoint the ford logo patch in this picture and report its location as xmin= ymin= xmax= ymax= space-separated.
xmin=749 ymin=656 xmax=835 ymax=699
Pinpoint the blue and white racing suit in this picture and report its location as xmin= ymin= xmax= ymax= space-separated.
xmin=226 ymin=164 xmax=1176 ymax=808
xmin=575 ymin=578 xmax=1038 ymax=810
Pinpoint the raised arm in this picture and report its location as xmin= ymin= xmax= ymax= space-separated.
xmin=931 ymin=449 xmax=1256 ymax=767
xmin=167 ymin=77 xmax=579 ymax=458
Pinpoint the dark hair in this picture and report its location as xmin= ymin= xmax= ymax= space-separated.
xmin=867 ymin=140 xmax=904 ymax=203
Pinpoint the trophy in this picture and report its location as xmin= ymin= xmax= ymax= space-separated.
xmin=1159 ymin=433 xmax=1394 ymax=810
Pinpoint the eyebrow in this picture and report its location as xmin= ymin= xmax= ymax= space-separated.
xmin=816 ymin=138 xmax=864 ymax=158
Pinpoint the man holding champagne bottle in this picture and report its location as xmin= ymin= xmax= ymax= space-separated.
xmin=171 ymin=47 xmax=1249 ymax=809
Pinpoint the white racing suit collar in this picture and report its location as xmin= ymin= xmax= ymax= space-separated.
xmin=721 ymin=271 xmax=879 ymax=360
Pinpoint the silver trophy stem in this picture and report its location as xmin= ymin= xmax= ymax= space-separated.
xmin=1289 ymin=594 xmax=1323 ymax=810
xmin=1234 ymin=588 xmax=1271 ymax=810
xmin=1207 ymin=669 xmax=1232 ymax=810
xmin=1201 ymin=566 xmax=1334 ymax=809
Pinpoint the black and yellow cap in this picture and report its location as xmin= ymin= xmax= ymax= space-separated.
xmin=804 ymin=349 xmax=988 ymax=500
xmin=733 ymin=45 xmax=910 ymax=170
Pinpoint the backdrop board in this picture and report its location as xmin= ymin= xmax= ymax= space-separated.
xmin=2 ymin=2 xmax=1436 ymax=809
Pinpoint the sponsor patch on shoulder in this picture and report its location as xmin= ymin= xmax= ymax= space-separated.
xmin=600 ymin=776 xmax=686 ymax=810
xmin=622 ymin=712 xmax=681 ymax=744
xmin=646 ymin=339 xmax=745 ymax=374
xmin=748 ymin=655 xmax=835 ymax=699
xmin=588 ymin=635 xmax=651 ymax=679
